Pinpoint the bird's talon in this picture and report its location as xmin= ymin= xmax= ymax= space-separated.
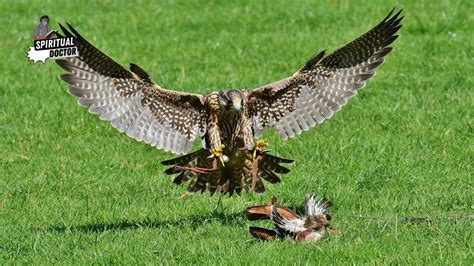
xmin=252 ymin=139 xmax=269 ymax=158
xmin=210 ymin=144 xmax=227 ymax=166
xmin=213 ymin=144 xmax=225 ymax=157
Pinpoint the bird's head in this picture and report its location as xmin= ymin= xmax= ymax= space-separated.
xmin=219 ymin=89 xmax=244 ymax=112
xmin=304 ymin=214 xmax=330 ymax=231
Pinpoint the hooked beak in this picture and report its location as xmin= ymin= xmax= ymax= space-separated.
xmin=232 ymin=99 xmax=242 ymax=112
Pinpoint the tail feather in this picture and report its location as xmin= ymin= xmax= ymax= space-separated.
xmin=260 ymin=154 xmax=292 ymax=173
xmin=161 ymin=146 xmax=293 ymax=196
xmin=260 ymin=168 xmax=281 ymax=184
xmin=165 ymin=166 xmax=179 ymax=175
xmin=172 ymin=171 xmax=193 ymax=185
xmin=260 ymin=153 xmax=295 ymax=164
xmin=253 ymin=178 xmax=265 ymax=194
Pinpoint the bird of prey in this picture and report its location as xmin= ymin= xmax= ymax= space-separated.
xmin=247 ymin=194 xmax=333 ymax=242
xmin=54 ymin=8 xmax=402 ymax=194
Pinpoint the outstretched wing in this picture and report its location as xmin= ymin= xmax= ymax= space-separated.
xmin=56 ymin=24 xmax=208 ymax=154
xmin=270 ymin=205 xmax=306 ymax=233
xmin=304 ymin=194 xmax=332 ymax=216
xmin=247 ymin=9 xmax=403 ymax=139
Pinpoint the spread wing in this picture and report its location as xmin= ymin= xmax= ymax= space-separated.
xmin=304 ymin=194 xmax=332 ymax=216
xmin=247 ymin=9 xmax=403 ymax=139
xmin=270 ymin=205 xmax=306 ymax=233
xmin=55 ymin=24 xmax=208 ymax=154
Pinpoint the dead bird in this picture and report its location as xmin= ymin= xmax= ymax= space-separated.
xmin=247 ymin=194 xmax=334 ymax=242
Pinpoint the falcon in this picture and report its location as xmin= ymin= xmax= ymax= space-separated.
xmin=247 ymin=194 xmax=334 ymax=242
xmin=54 ymin=9 xmax=402 ymax=194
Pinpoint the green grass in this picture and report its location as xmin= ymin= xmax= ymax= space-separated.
xmin=1 ymin=0 xmax=473 ymax=264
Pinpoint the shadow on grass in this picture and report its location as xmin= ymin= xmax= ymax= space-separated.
xmin=43 ymin=210 xmax=245 ymax=233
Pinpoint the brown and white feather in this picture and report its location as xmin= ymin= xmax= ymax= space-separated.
xmin=247 ymin=9 xmax=403 ymax=139
xmin=56 ymin=24 xmax=208 ymax=154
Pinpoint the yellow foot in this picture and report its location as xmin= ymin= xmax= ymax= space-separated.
xmin=213 ymin=144 xmax=225 ymax=158
xmin=252 ymin=138 xmax=269 ymax=158
xmin=179 ymin=193 xmax=189 ymax=199
xmin=207 ymin=144 xmax=228 ymax=166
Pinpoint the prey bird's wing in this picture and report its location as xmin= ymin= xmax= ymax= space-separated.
xmin=56 ymin=24 xmax=208 ymax=154
xmin=270 ymin=205 xmax=306 ymax=233
xmin=247 ymin=9 xmax=403 ymax=139
xmin=304 ymin=194 xmax=332 ymax=216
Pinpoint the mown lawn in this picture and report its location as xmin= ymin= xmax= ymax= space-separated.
xmin=1 ymin=0 xmax=472 ymax=264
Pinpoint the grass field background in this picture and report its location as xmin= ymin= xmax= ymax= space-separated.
xmin=1 ymin=0 xmax=473 ymax=264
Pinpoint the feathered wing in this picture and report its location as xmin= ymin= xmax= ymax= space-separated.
xmin=304 ymin=194 xmax=332 ymax=216
xmin=270 ymin=205 xmax=306 ymax=233
xmin=247 ymin=204 xmax=300 ymax=221
xmin=247 ymin=9 xmax=403 ymax=139
xmin=249 ymin=227 xmax=279 ymax=241
xmin=55 ymin=24 xmax=208 ymax=154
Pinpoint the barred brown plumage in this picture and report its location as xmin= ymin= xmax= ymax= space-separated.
xmin=53 ymin=8 xmax=402 ymax=195
xmin=247 ymin=8 xmax=403 ymax=139
xmin=161 ymin=146 xmax=293 ymax=196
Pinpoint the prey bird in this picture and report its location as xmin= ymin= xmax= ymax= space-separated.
xmin=247 ymin=194 xmax=333 ymax=242
xmin=53 ymin=8 xmax=403 ymax=194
